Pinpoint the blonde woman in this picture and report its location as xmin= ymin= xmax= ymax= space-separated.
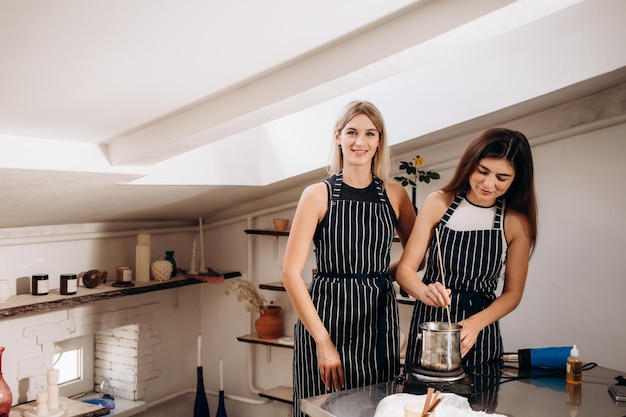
xmin=281 ymin=101 xmax=415 ymax=416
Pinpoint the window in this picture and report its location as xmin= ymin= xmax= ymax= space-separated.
xmin=53 ymin=335 xmax=94 ymax=397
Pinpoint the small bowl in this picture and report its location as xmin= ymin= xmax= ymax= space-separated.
xmin=273 ymin=218 xmax=289 ymax=232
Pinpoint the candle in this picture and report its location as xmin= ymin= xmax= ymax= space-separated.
xmin=197 ymin=334 xmax=202 ymax=367
xmin=36 ymin=391 xmax=48 ymax=417
xmin=219 ymin=357 xmax=224 ymax=391
xmin=199 ymin=217 xmax=204 ymax=260
xmin=199 ymin=217 xmax=207 ymax=273
xmin=188 ymin=240 xmax=198 ymax=274
xmin=48 ymin=384 xmax=59 ymax=411
xmin=47 ymin=368 xmax=60 ymax=410
xmin=47 ymin=369 xmax=59 ymax=385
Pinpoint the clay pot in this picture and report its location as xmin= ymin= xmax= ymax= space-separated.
xmin=273 ymin=218 xmax=289 ymax=232
xmin=255 ymin=306 xmax=283 ymax=339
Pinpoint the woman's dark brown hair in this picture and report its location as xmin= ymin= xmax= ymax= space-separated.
xmin=442 ymin=128 xmax=538 ymax=251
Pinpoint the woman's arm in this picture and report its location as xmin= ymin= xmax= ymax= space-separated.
xmin=384 ymin=181 xmax=416 ymax=278
xmin=396 ymin=191 xmax=452 ymax=306
xmin=457 ymin=210 xmax=532 ymax=357
xmin=280 ymin=182 xmax=345 ymax=391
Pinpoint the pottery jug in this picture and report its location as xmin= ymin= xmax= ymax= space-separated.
xmin=255 ymin=306 xmax=283 ymax=339
xmin=0 ymin=346 xmax=13 ymax=417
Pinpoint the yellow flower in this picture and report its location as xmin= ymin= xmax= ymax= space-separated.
xmin=394 ymin=154 xmax=441 ymax=188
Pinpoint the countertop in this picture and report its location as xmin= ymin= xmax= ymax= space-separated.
xmin=302 ymin=363 xmax=625 ymax=417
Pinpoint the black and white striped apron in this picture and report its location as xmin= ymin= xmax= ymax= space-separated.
xmin=292 ymin=172 xmax=400 ymax=417
xmin=405 ymin=192 xmax=506 ymax=368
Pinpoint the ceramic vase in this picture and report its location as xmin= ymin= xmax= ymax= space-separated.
xmin=164 ymin=251 xmax=177 ymax=277
xmin=255 ymin=306 xmax=283 ymax=339
xmin=193 ymin=366 xmax=209 ymax=417
xmin=0 ymin=346 xmax=13 ymax=417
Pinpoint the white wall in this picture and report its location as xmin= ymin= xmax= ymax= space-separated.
xmin=501 ymin=122 xmax=626 ymax=370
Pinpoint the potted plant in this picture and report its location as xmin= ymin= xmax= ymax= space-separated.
xmin=225 ymin=278 xmax=282 ymax=339
xmin=394 ymin=155 xmax=441 ymax=212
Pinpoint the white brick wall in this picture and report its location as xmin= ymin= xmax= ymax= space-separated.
xmin=19 ymin=302 xmax=161 ymax=401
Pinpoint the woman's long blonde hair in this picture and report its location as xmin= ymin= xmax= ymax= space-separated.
xmin=328 ymin=101 xmax=390 ymax=181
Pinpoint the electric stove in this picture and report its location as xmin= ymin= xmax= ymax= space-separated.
xmin=400 ymin=364 xmax=474 ymax=397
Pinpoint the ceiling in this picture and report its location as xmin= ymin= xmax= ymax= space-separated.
xmin=1 ymin=0 xmax=625 ymax=230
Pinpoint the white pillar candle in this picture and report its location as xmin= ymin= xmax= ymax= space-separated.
xmin=47 ymin=368 xmax=60 ymax=409
xmin=219 ymin=357 xmax=224 ymax=391
xmin=135 ymin=245 xmax=151 ymax=282
xmin=137 ymin=231 xmax=151 ymax=246
xmin=47 ymin=369 xmax=59 ymax=385
xmin=197 ymin=334 xmax=202 ymax=367
xmin=36 ymin=391 xmax=48 ymax=416
xmin=47 ymin=384 xmax=59 ymax=410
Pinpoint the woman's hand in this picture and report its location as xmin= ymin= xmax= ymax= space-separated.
xmin=316 ymin=339 xmax=345 ymax=391
xmin=416 ymin=282 xmax=451 ymax=307
xmin=457 ymin=317 xmax=482 ymax=357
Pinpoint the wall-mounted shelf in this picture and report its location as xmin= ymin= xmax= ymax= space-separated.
xmin=258 ymin=386 xmax=293 ymax=404
xmin=259 ymin=281 xmax=286 ymax=292
xmin=236 ymin=333 xmax=294 ymax=349
xmin=245 ymin=229 xmax=400 ymax=242
xmin=260 ymin=281 xmax=415 ymax=305
xmin=244 ymin=229 xmax=289 ymax=237
xmin=0 ymin=277 xmax=202 ymax=320
xmin=237 ymin=333 xmax=294 ymax=404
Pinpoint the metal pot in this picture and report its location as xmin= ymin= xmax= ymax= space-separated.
xmin=418 ymin=321 xmax=462 ymax=372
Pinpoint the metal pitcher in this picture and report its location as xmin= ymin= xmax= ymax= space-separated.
xmin=418 ymin=321 xmax=463 ymax=372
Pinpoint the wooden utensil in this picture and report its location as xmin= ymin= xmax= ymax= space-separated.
xmin=434 ymin=228 xmax=453 ymax=329
xmin=422 ymin=387 xmax=435 ymax=416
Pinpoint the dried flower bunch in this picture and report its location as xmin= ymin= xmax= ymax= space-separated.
xmin=225 ymin=278 xmax=270 ymax=312
xmin=394 ymin=155 xmax=441 ymax=187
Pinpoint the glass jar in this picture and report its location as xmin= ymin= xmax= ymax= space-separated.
xmin=31 ymin=274 xmax=49 ymax=296
xmin=60 ymin=273 xmax=77 ymax=295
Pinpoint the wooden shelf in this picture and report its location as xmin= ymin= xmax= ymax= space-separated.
xmin=397 ymin=294 xmax=417 ymax=305
xmin=259 ymin=281 xmax=285 ymax=292
xmin=259 ymin=386 xmax=293 ymax=404
xmin=245 ymin=229 xmax=400 ymax=242
xmin=236 ymin=333 xmax=294 ymax=349
xmin=244 ymin=229 xmax=289 ymax=237
xmin=0 ymin=277 xmax=202 ymax=320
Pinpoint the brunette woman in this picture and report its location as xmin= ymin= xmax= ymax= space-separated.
xmin=397 ymin=128 xmax=537 ymax=367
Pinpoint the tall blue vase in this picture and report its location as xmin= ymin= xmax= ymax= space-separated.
xmin=193 ymin=367 xmax=209 ymax=417
xmin=215 ymin=390 xmax=228 ymax=417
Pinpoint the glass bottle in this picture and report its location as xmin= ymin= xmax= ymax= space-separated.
xmin=193 ymin=366 xmax=209 ymax=417
xmin=164 ymin=251 xmax=177 ymax=277
xmin=98 ymin=377 xmax=116 ymax=409
xmin=0 ymin=346 xmax=13 ymax=417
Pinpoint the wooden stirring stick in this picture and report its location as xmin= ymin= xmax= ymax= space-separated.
xmin=422 ymin=387 xmax=435 ymax=416
xmin=434 ymin=228 xmax=453 ymax=329
xmin=427 ymin=394 xmax=443 ymax=414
